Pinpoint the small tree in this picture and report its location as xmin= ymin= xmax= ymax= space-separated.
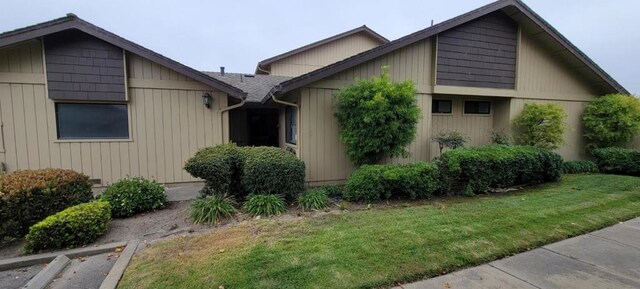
xmin=334 ymin=67 xmax=420 ymax=165
xmin=512 ymin=103 xmax=566 ymax=149
xmin=432 ymin=131 xmax=469 ymax=155
xmin=582 ymin=94 xmax=640 ymax=148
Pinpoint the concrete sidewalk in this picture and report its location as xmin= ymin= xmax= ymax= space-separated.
xmin=395 ymin=218 xmax=640 ymax=289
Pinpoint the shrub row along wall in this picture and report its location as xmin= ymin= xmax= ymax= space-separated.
xmin=0 ymin=169 xmax=93 ymax=241
xmin=184 ymin=144 xmax=305 ymax=199
xmin=437 ymin=145 xmax=563 ymax=195
xmin=344 ymin=145 xmax=563 ymax=200
xmin=593 ymin=147 xmax=640 ymax=176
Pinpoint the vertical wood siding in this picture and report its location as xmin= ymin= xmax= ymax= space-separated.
xmin=0 ymin=40 xmax=44 ymax=73
xmin=0 ymin=43 xmax=227 ymax=185
xmin=516 ymin=31 xmax=600 ymax=101
xmin=270 ymin=32 xmax=383 ymax=77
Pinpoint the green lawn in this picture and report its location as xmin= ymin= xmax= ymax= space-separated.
xmin=119 ymin=174 xmax=640 ymax=289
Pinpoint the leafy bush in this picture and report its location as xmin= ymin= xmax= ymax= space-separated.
xmin=334 ymin=66 xmax=420 ymax=165
xmin=512 ymin=103 xmax=566 ymax=149
xmin=243 ymin=194 xmax=287 ymax=217
xmin=241 ymin=147 xmax=305 ymax=200
xmin=185 ymin=145 xmax=305 ymax=200
xmin=583 ymin=94 xmax=640 ymax=148
xmin=191 ymin=193 xmax=237 ymax=224
xmin=99 ymin=177 xmax=166 ymax=217
xmin=432 ymin=131 xmax=469 ymax=155
xmin=319 ymin=185 xmax=344 ymax=198
xmin=562 ymin=160 xmax=599 ymax=174
xmin=491 ymin=131 xmax=512 ymax=145
xmin=0 ymin=169 xmax=92 ymax=241
xmin=298 ymin=189 xmax=330 ymax=211
xmin=344 ymin=162 xmax=440 ymax=202
xmin=24 ymin=201 xmax=111 ymax=254
xmin=437 ymin=145 xmax=563 ymax=195
xmin=184 ymin=143 xmax=243 ymax=197
xmin=593 ymin=147 xmax=640 ymax=176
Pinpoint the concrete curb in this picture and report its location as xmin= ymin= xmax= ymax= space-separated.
xmin=99 ymin=240 xmax=140 ymax=289
xmin=0 ymin=241 xmax=127 ymax=271
xmin=22 ymin=255 xmax=70 ymax=289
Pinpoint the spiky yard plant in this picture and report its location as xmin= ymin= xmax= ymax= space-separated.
xmin=190 ymin=194 xmax=237 ymax=224
xmin=243 ymin=194 xmax=287 ymax=217
xmin=298 ymin=188 xmax=330 ymax=211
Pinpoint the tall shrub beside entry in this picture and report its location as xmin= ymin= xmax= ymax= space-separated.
xmin=512 ymin=103 xmax=566 ymax=149
xmin=241 ymin=146 xmax=305 ymax=200
xmin=437 ymin=145 xmax=563 ymax=195
xmin=344 ymin=162 xmax=440 ymax=202
xmin=593 ymin=147 xmax=640 ymax=176
xmin=583 ymin=94 xmax=640 ymax=149
xmin=334 ymin=66 xmax=420 ymax=165
xmin=0 ymin=169 xmax=92 ymax=241
xmin=98 ymin=177 xmax=166 ymax=217
xmin=24 ymin=201 xmax=111 ymax=254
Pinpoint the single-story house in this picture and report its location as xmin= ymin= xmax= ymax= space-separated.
xmin=0 ymin=0 xmax=630 ymax=186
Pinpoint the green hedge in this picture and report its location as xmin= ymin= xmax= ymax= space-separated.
xmin=562 ymin=160 xmax=599 ymax=174
xmin=99 ymin=177 xmax=167 ymax=217
xmin=0 ymin=169 xmax=93 ymax=241
xmin=593 ymin=147 xmax=640 ymax=176
xmin=437 ymin=145 xmax=563 ymax=195
xmin=344 ymin=162 xmax=440 ymax=202
xmin=185 ymin=144 xmax=305 ymax=199
xmin=24 ymin=201 xmax=111 ymax=254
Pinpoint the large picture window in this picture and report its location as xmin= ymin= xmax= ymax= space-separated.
xmin=56 ymin=103 xmax=129 ymax=139
xmin=464 ymin=101 xmax=491 ymax=115
xmin=285 ymin=106 xmax=297 ymax=145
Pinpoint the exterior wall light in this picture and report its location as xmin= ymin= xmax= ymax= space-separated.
xmin=202 ymin=92 xmax=212 ymax=108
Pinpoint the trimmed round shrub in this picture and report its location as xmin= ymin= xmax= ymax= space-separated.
xmin=583 ymin=94 xmax=640 ymax=148
xmin=24 ymin=201 xmax=111 ymax=254
xmin=298 ymin=188 xmax=329 ymax=211
xmin=562 ymin=160 xmax=599 ymax=174
xmin=437 ymin=145 xmax=563 ymax=195
xmin=344 ymin=162 xmax=440 ymax=202
xmin=184 ymin=143 xmax=243 ymax=197
xmin=241 ymin=147 xmax=305 ymax=200
xmin=593 ymin=147 xmax=640 ymax=176
xmin=191 ymin=193 xmax=237 ymax=224
xmin=99 ymin=177 xmax=166 ymax=217
xmin=184 ymin=145 xmax=305 ymax=200
xmin=334 ymin=67 xmax=420 ymax=165
xmin=0 ymin=169 xmax=92 ymax=241
xmin=243 ymin=194 xmax=287 ymax=217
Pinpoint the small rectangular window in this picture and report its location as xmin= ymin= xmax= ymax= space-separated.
xmin=432 ymin=99 xmax=452 ymax=114
xmin=464 ymin=101 xmax=491 ymax=114
xmin=56 ymin=103 xmax=129 ymax=139
xmin=285 ymin=106 xmax=297 ymax=145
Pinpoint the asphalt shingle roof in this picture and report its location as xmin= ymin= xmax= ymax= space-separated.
xmin=204 ymin=72 xmax=291 ymax=103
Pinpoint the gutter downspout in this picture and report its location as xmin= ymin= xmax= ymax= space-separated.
xmin=219 ymin=98 xmax=246 ymax=144
xmin=270 ymin=89 xmax=300 ymax=156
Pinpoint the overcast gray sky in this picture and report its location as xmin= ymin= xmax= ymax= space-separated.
xmin=1 ymin=0 xmax=637 ymax=94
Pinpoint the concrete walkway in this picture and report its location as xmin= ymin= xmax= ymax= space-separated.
xmin=395 ymin=218 xmax=640 ymax=289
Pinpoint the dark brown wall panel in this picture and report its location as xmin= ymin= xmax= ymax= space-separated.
xmin=45 ymin=29 xmax=126 ymax=101
xmin=436 ymin=11 xmax=518 ymax=89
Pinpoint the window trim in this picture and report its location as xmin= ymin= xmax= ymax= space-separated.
xmin=432 ymin=99 xmax=453 ymax=115
xmin=53 ymin=101 xmax=134 ymax=143
xmin=463 ymin=100 xmax=492 ymax=116
xmin=285 ymin=106 xmax=297 ymax=145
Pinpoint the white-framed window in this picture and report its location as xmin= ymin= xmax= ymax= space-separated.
xmin=55 ymin=102 xmax=129 ymax=139
xmin=464 ymin=100 xmax=491 ymax=115
xmin=432 ymin=99 xmax=453 ymax=114
xmin=285 ymin=106 xmax=297 ymax=145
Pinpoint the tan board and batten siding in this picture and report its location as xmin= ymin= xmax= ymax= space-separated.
xmin=296 ymin=28 xmax=605 ymax=184
xmin=269 ymin=32 xmax=384 ymax=77
xmin=0 ymin=41 xmax=229 ymax=185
